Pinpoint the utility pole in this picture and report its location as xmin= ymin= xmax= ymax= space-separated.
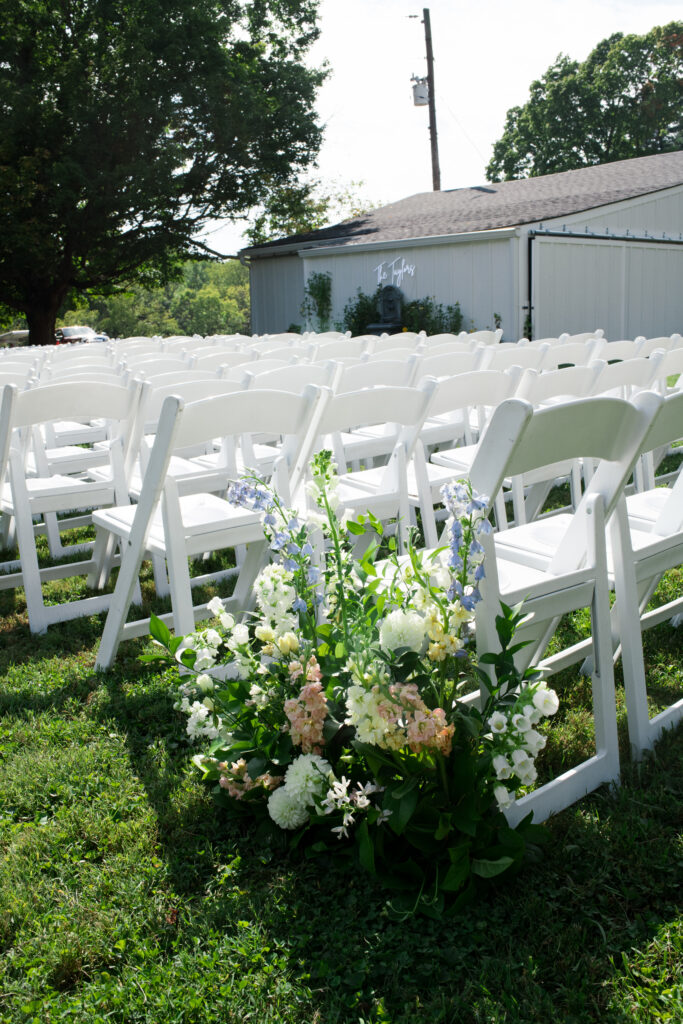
xmin=423 ymin=8 xmax=441 ymax=191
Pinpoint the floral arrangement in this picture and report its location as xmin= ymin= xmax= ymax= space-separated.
xmin=148 ymin=453 xmax=558 ymax=913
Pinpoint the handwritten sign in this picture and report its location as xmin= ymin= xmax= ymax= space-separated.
xmin=373 ymin=256 xmax=416 ymax=288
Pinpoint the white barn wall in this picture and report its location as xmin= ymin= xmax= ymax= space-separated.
xmin=249 ymin=254 xmax=304 ymax=335
xmin=302 ymin=235 xmax=518 ymax=339
xmin=531 ymin=237 xmax=683 ymax=339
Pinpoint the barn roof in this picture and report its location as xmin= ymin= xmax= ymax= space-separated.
xmin=243 ymin=150 xmax=683 ymax=255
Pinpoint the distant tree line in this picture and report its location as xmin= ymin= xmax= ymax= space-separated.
xmin=56 ymin=261 xmax=250 ymax=339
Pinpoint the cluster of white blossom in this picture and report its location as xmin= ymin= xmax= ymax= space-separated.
xmin=487 ymin=680 xmax=560 ymax=810
xmin=320 ymin=776 xmax=387 ymax=839
xmin=267 ymin=753 xmax=333 ymax=830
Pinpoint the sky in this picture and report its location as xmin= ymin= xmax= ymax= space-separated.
xmin=200 ymin=0 xmax=681 ymax=255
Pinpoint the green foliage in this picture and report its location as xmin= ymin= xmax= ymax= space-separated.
xmin=0 ymin=0 xmax=325 ymax=343
xmin=300 ymin=271 xmax=333 ymax=332
xmin=487 ymin=22 xmax=683 ymax=181
xmin=244 ymin=178 xmax=378 ymax=247
xmin=342 ymin=287 xmax=383 ymax=336
xmin=342 ymin=288 xmax=463 ymax=335
xmin=401 ymin=296 xmax=463 ymax=335
xmin=58 ymin=260 xmax=251 ymax=338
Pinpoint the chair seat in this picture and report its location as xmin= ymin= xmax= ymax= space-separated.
xmin=626 ymin=487 xmax=670 ymax=527
xmin=2 ymin=472 xmax=115 ymax=514
xmin=430 ymin=443 xmax=478 ymax=473
xmin=93 ymin=492 xmax=265 ymax=557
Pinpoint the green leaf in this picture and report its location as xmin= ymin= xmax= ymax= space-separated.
xmin=435 ymin=813 xmax=452 ymax=841
xmin=441 ymin=847 xmax=471 ymax=892
xmin=246 ymin=757 xmax=268 ymax=780
xmin=346 ymin=520 xmax=365 ymax=535
xmin=356 ymin=820 xmax=375 ymax=874
xmin=471 ymin=855 xmax=515 ymax=878
xmin=334 ymin=642 xmax=346 ymax=659
xmin=149 ymin=614 xmax=172 ymax=648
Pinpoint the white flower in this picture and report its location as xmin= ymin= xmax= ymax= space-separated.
xmin=488 ymin=711 xmax=508 ymax=735
xmin=522 ymin=729 xmax=546 ymax=756
xmin=532 ymin=684 xmax=560 ymax=717
xmin=196 ymin=673 xmax=215 ymax=693
xmin=494 ymin=785 xmax=515 ymax=810
xmin=267 ymin=787 xmax=310 ymax=829
xmin=228 ymin=623 xmax=250 ymax=648
xmin=512 ymin=712 xmax=533 ymax=734
xmin=284 ymin=753 xmax=332 ymax=804
xmin=511 ymin=748 xmax=535 ymax=778
xmin=379 ymin=608 xmax=427 ymax=654
xmin=493 ymin=754 xmax=513 ymax=780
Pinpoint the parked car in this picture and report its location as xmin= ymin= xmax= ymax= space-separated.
xmin=55 ymin=325 xmax=109 ymax=345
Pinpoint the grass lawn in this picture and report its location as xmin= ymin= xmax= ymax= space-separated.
xmin=0 ymin=543 xmax=681 ymax=1024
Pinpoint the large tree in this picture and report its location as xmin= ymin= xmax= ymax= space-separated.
xmin=486 ymin=21 xmax=683 ymax=182
xmin=0 ymin=0 xmax=325 ymax=343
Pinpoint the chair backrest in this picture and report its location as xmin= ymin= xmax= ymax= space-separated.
xmin=0 ymin=378 xmax=145 ymax=487
xmin=541 ymin=340 xmax=601 ymax=370
xmin=482 ymin=344 xmax=548 ymax=372
xmin=470 ymin=392 xmax=662 ymax=573
xmin=173 ymin=384 xmax=326 ymax=498
xmin=312 ymin=380 xmax=436 ymax=469
xmin=312 ymin=338 xmax=369 ymax=360
xmin=141 ymin=378 xmax=244 ymax=433
xmin=336 ymin=356 xmax=420 ymax=393
xmin=190 ymin=350 xmax=251 ymax=371
xmin=371 ymin=333 xmax=423 ymax=354
xmin=633 ymin=391 xmax=683 ymax=535
xmin=422 ymin=368 xmax=521 ymax=449
xmin=460 ymin=329 xmax=502 ymax=346
xmin=592 ymin=355 xmax=660 ymax=399
xmin=560 ymin=330 xmax=605 ymax=343
xmin=222 ymin=357 xmax=290 ymax=380
xmin=417 ymin=348 xmax=485 ymax=379
xmin=595 ymin=339 xmax=642 ymax=363
xmin=635 ymin=334 xmax=682 ymax=357
xmin=243 ymin=361 xmax=340 ymax=393
xmin=516 ymin=363 xmax=605 ymax=406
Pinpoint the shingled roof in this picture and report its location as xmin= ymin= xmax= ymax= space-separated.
xmin=244 ymin=150 xmax=683 ymax=254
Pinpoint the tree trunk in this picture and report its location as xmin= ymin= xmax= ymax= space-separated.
xmin=25 ymin=290 xmax=67 ymax=346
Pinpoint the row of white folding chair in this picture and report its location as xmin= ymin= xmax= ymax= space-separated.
xmin=91 ymin=378 xmax=438 ymax=667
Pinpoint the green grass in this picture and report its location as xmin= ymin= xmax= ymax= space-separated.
xmin=0 ymin=544 xmax=682 ymax=1023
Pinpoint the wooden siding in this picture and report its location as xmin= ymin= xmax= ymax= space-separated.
xmin=302 ymin=237 xmax=518 ymax=340
xmin=249 ymin=254 xmax=304 ymax=335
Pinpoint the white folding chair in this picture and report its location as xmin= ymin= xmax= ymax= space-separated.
xmin=469 ymin=391 xmax=661 ymax=824
xmin=0 ymin=380 xmax=144 ymax=633
xmin=308 ymin=380 xmax=437 ymax=552
xmin=92 ymin=385 xmax=328 ymax=668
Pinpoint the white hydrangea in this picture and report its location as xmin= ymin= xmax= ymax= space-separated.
xmin=284 ymin=753 xmax=332 ymax=803
xmin=267 ymin=786 xmax=310 ymax=829
xmin=379 ymin=608 xmax=427 ymax=654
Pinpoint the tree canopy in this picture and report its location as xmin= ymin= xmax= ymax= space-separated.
xmin=0 ymin=0 xmax=325 ymax=343
xmin=243 ymin=177 xmax=378 ymax=247
xmin=486 ymin=22 xmax=683 ymax=182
